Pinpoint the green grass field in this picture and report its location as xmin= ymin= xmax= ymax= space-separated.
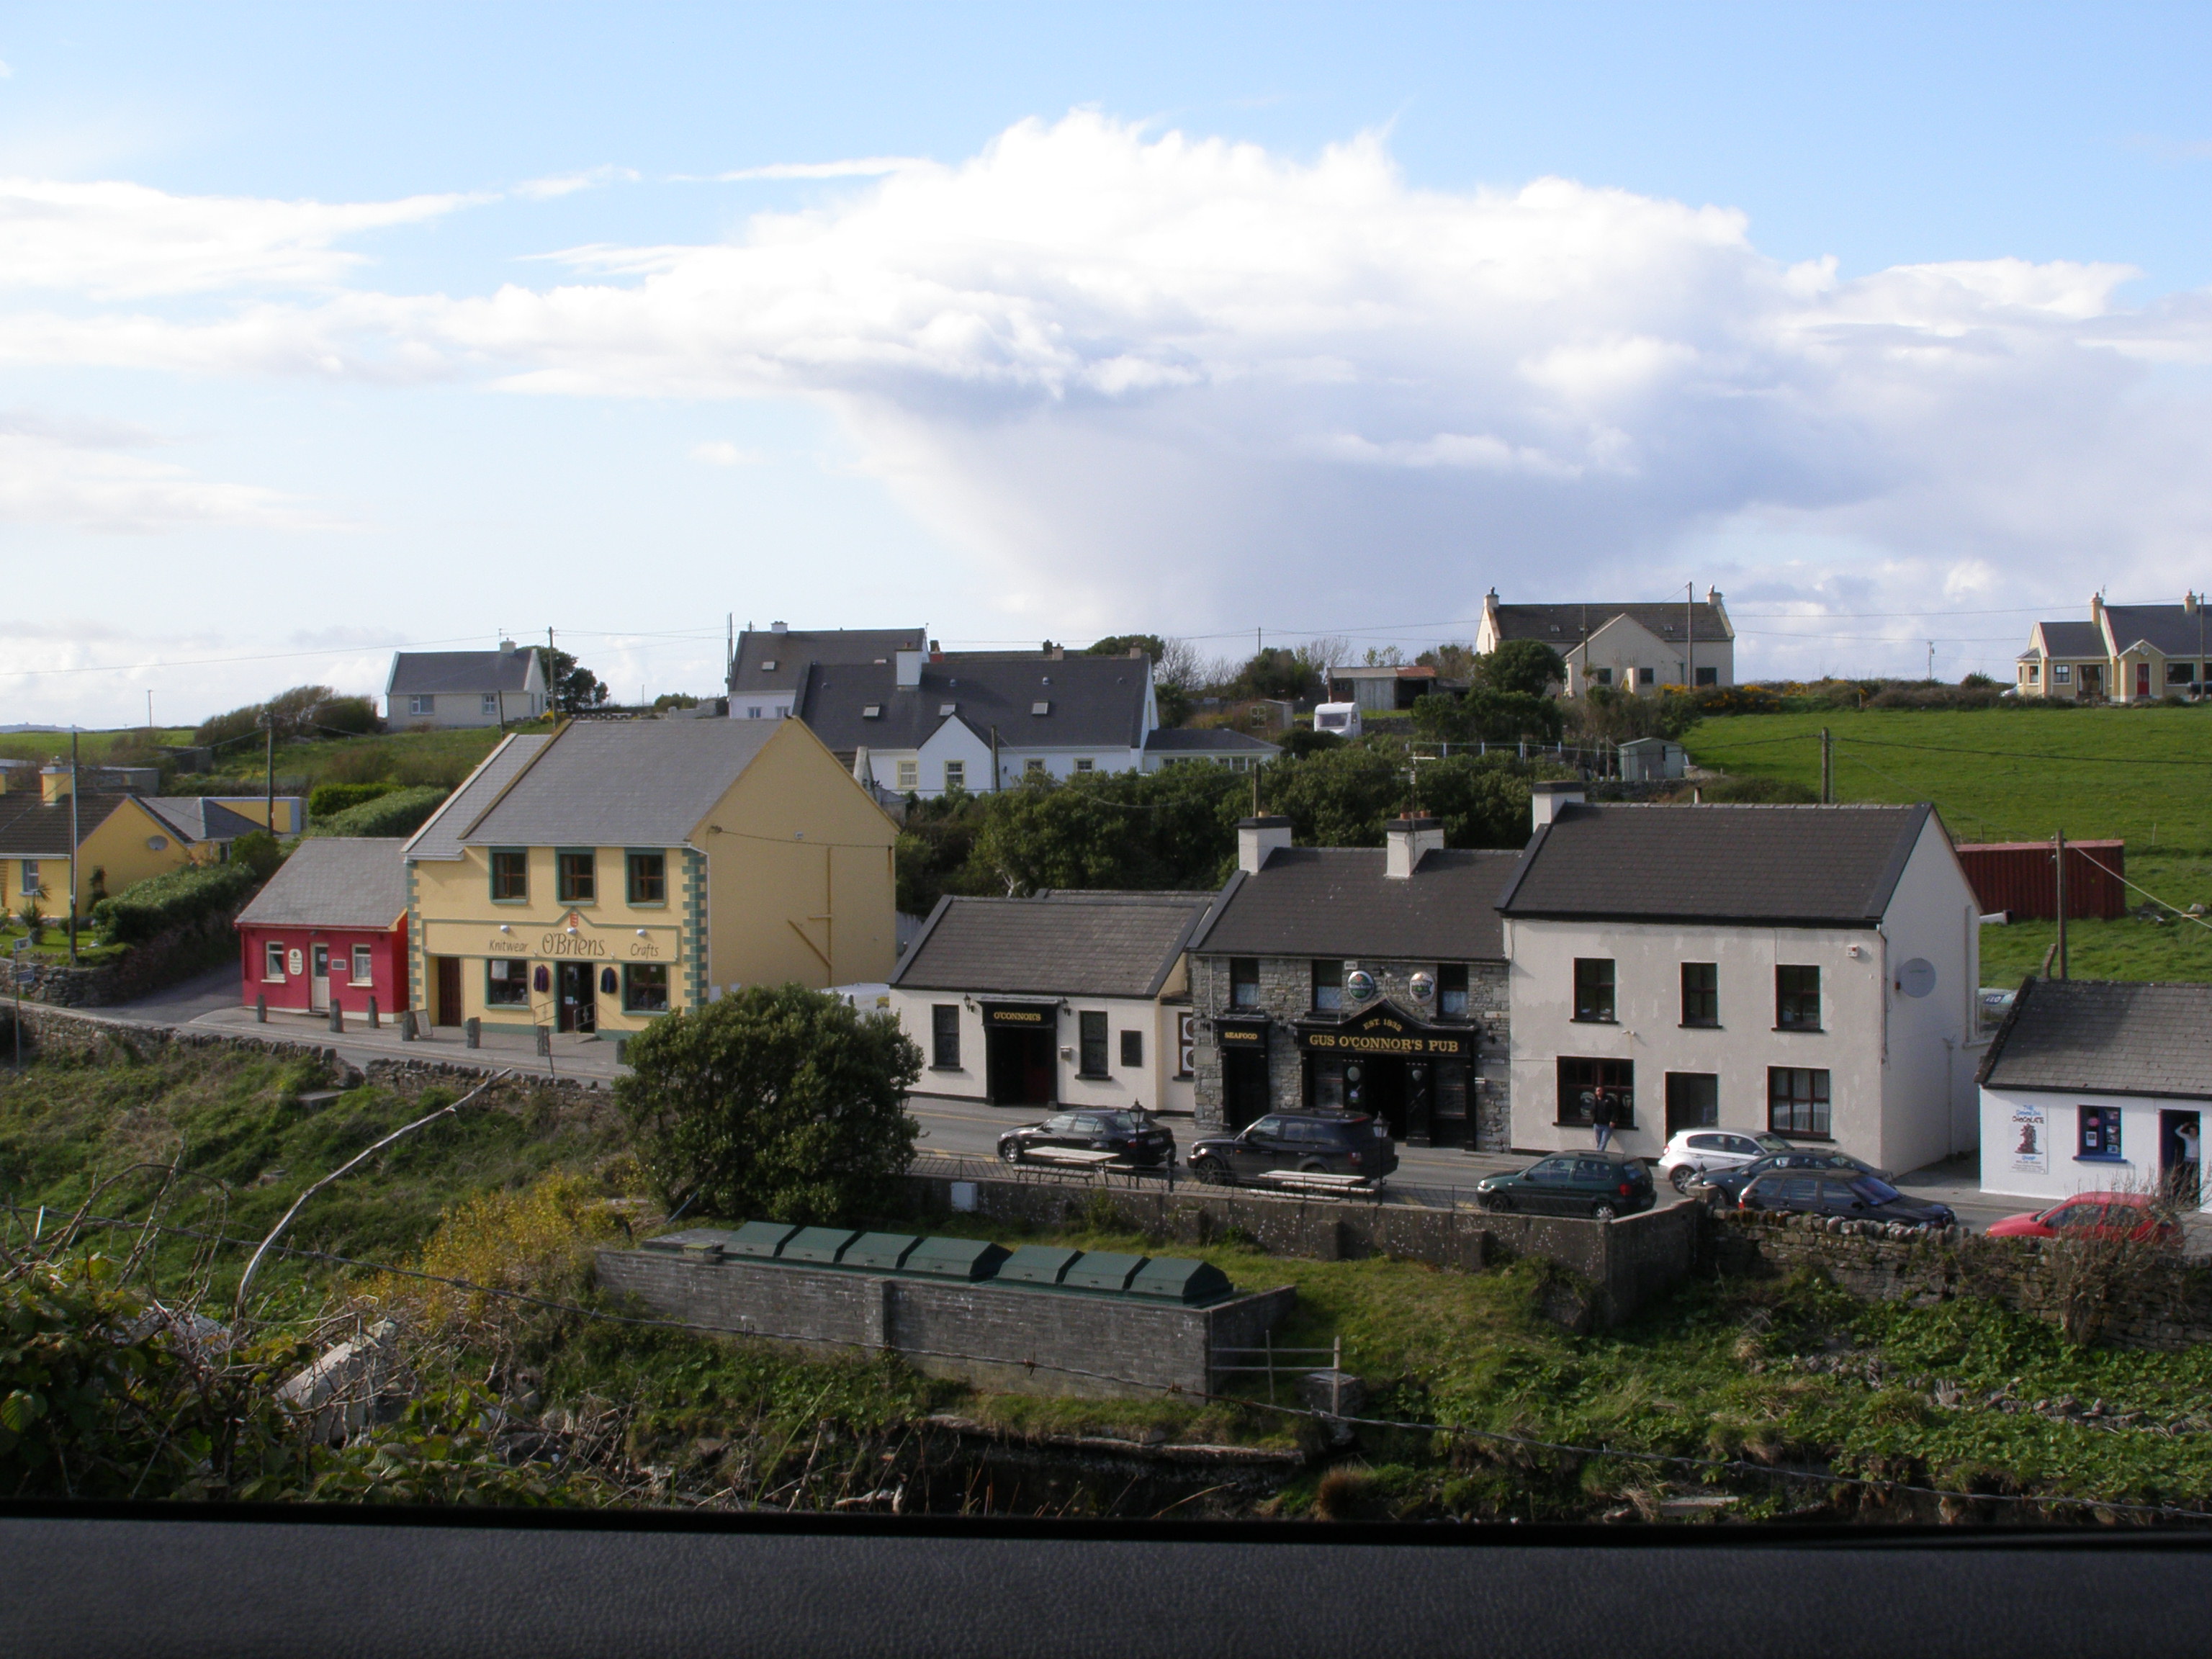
xmin=1686 ymin=706 xmax=2212 ymax=983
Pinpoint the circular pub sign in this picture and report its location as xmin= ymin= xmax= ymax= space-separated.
xmin=286 ymin=948 xmax=304 ymax=976
xmin=1345 ymin=968 xmax=1377 ymax=1004
xmin=1408 ymin=970 xmax=1436 ymax=1004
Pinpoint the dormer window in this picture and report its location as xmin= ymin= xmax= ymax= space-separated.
xmin=760 ymin=659 xmax=777 ymax=671
xmin=862 ymin=704 xmax=883 ymax=718
xmin=1031 ymin=701 xmax=1051 ymax=716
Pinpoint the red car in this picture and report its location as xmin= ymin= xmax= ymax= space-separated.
xmin=1987 ymin=1192 xmax=2181 ymax=1247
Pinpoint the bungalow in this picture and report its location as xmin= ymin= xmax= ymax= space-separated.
xmin=0 ymin=769 xmax=245 ymax=918
xmin=235 ymin=838 xmax=409 ymax=1017
xmin=1496 ymin=783 xmax=1983 ymax=1172
xmin=404 ymin=717 xmax=897 ymax=1035
xmin=387 ymin=642 xmax=549 ymax=729
xmin=2014 ymin=593 xmax=2211 ymax=702
xmin=1139 ymin=727 xmax=1280 ymax=774
xmin=1476 ymin=589 xmax=1735 ymax=697
xmin=889 ymin=891 xmax=1215 ymax=1113
xmin=1977 ymin=979 xmax=2211 ymax=1210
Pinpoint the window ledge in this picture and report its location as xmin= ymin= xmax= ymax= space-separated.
xmin=625 ymin=902 xmax=668 ymax=910
xmin=1772 ymin=1025 xmax=1825 ymax=1035
xmin=490 ymin=897 xmax=530 ymax=906
xmin=1570 ymin=1015 xmax=1618 ymax=1025
xmin=2074 ymin=1154 xmax=2129 ymax=1164
xmin=1679 ymin=1021 xmax=1722 ymax=1030
xmin=1076 ymin=1070 xmax=1112 ymax=1082
xmin=1773 ymin=1130 xmax=1834 ymax=1143
xmin=927 ymin=1065 xmax=966 ymax=1074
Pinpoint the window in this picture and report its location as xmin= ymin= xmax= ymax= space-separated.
xmin=263 ymin=940 xmax=285 ymax=981
xmin=626 ymin=852 xmax=665 ymax=905
xmin=1311 ymin=959 xmax=1344 ymax=1012
xmin=1636 ymin=666 xmax=1656 ymax=686
xmin=862 ymin=704 xmax=883 ymax=719
xmin=747 ymin=706 xmax=763 ymax=719
xmin=1031 ymin=701 xmax=1051 ymax=716
xmin=1681 ymin=962 xmax=1718 ymax=1026
xmin=351 ymin=945 xmax=374 ymax=984
xmin=407 ymin=695 xmax=434 ymax=716
xmin=2025 ymin=663 xmax=2040 ymax=683
xmin=624 ymin=963 xmax=670 ymax=1013
xmin=486 ymin=958 xmax=531 ymax=1007
xmin=1590 ymin=667 xmax=1613 ymax=685
xmin=1573 ymin=958 xmax=1616 ymax=1022
xmin=2054 ymin=663 xmax=2072 ymax=683
xmin=490 ymin=850 xmax=529 ymax=902
xmin=1695 ymin=667 xmax=1718 ymax=686
xmin=1768 ymin=1066 xmax=1832 ymax=1137
xmin=20 ymin=860 xmax=39 ymax=896
xmin=2170 ymin=660 xmax=2198 ymax=685
xmin=1229 ymin=958 xmax=1261 ymax=1010
xmin=1079 ymin=1011 xmax=1109 ymax=1076
xmin=2077 ymin=1106 xmax=2123 ymax=1160
xmin=481 ymin=693 xmax=500 ymax=717
xmin=942 ymin=760 xmax=966 ymax=792
xmin=931 ymin=1005 xmax=961 ymax=1069
xmin=896 ymin=760 xmax=919 ymax=790
xmin=1438 ymin=963 xmax=1469 ymax=1017
xmin=557 ymin=851 xmax=595 ymax=904
xmin=1776 ymin=964 xmax=1821 ymax=1030
xmin=760 ymin=658 xmax=777 ymax=672
xmin=1556 ymin=1057 xmax=1634 ymax=1127
xmin=1025 ymin=757 xmax=1047 ymax=774
xmin=1074 ymin=757 xmax=1094 ymax=773
xmin=1120 ymin=1029 xmax=1143 ymax=1068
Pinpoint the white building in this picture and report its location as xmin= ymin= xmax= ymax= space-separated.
xmin=726 ymin=624 xmax=927 ymax=721
xmin=386 ymin=644 xmax=549 ymax=729
xmin=1476 ymin=590 xmax=1735 ymax=697
xmin=889 ymin=891 xmax=1216 ymax=1114
xmin=1495 ymin=783 xmax=1984 ymax=1172
xmin=1977 ymin=979 xmax=2210 ymax=1209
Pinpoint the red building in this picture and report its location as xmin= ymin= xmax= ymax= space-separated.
xmin=235 ymin=837 xmax=410 ymax=1017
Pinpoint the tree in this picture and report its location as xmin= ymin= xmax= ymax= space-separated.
xmin=1087 ymin=634 xmax=1166 ymax=662
xmin=1411 ymin=687 xmax=1565 ymax=745
xmin=1566 ymin=685 xmax=1700 ymax=745
xmin=1230 ymin=647 xmax=1319 ymax=702
xmin=1475 ymin=640 xmax=1566 ymax=698
xmin=546 ymin=649 xmax=609 ymax=712
xmin=615 ymin=985 xmax=922 ymax=1225
xmin=1416 ymin=642 xmax=1480 ymax=683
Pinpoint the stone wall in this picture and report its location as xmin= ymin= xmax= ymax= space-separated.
xmin=10 ymin=902 xmax=253 ymax=1008
xmin=898 ymin=1172 xmax=1700 ymax=1328
xmin=1707 ymin=1210 xmax=2212 ymax=1352
xmin=593 ymin=1246 xmax=1298 ymax=1400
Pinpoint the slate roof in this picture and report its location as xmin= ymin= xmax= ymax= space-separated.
xmin=1979 ymin=978 xmax=2212 ymax=1101
xmin=405 ymin=734 xmax=549 ymax=860
xmin=1190 ymin=848 xmax=1519 ymax=961
xmin=2031 ymin=621 xmax=2106 ymax=657
xmin=1143 ymin=727 xmax=1281 ymax=756
xmin=235 ymin=837 xmax=409 ymax=930
xmin=1495 ymin=803 xmax=1930 ymax=927
xmin=893 ymin=891 xmax=1215 ymax=999
xmin=387 ymin=649 xmax=543 ymax=696
xmin=457 ymin=721 xmax=781 ymax=849
xmin=1489 ymin=602 xmax=1732 ymax=646
xmin=0 ymin=791 xmax=134 ymax=855
xmin=140 ymin=797 xmax=261 ymax=843
xmin=2102 ymin=604 xmax=2212 ymax=658
xmin=797 ymin=655 xmax=1151 ymax=755
xmin=729 ymin=628 xmax=925 ymax=696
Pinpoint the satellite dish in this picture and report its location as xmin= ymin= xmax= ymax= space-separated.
xmin=1897 ymin=958 xmax=1937 ymax=999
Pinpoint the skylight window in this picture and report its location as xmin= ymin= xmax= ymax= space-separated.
xmin=1032 ymin=701 xmax=1051 ymax=716
xmin=760 ymin=658 xmax=778 ymax=671
xmin=862 ymin=704 xmax=882 ymax=718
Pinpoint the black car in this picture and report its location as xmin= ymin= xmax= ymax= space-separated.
xmin=1696 ymin=1149 xmax=1887 ymax=1206
xmin=1475 ymin=1149 xmax=1657 ymax=1220
xmin=998 ymin=1109 xmax=1176 ymax=1168
xmin=1187 ymin=1112 xmax=1397 ymax=1186
xmin=1737 ymin=1169 xmax=1954 ymax=1228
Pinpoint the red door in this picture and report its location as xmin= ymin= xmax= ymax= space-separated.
xmin=2138 ymin=662 xmax=2152 ymax=699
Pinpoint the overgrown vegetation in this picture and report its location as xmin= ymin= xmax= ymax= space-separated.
xmin=89 ymin=861 xmax=264 ymax=947
xmin=306 ymin=785 xmax=450 ymax=840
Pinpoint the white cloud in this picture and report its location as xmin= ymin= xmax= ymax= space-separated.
xmin=6 ymin=112 xmax=2212 ymax=673
xmin=689 ymin=440 xmax=768 ymax=467
xmin=0 ymin=410 xmax=326 ymax=532
xmin=515 ymin=166 xmax=641 ymax=201
xmin=705 ymin=157 xmax=924 ymax=181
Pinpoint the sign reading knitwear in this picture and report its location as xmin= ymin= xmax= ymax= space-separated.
xmin=982 ymin=1003 xmax=1056 ymax=1028
xmin=1215 ymin=1019 xmax=1269 ymax=1048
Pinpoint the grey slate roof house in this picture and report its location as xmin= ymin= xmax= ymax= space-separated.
xmin=236 ymin=837 xmax=410 ymax=931
xmin=889 ymin=891 xmax=1216 ymax=1113
xmin=1184 ymin=815 xmax=1517 ymax=1148
xmin=1475 ymin=588 xmax=1735 ymax=697
xmin=2016 ymin=593 xmax=2212 ymax=701
xmin=1976 ymin=978 xmax=2212 ymax=1208
xmin=387 ymin=643 xmax=549 ymax=729
xmin=726 ymin=624 xmax=928 ymax=721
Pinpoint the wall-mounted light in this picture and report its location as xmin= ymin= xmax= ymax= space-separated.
xmin=498 ymin=924 xmax=511 ymax=934
xmin=565 ymin=925 xmax=578 ymax=936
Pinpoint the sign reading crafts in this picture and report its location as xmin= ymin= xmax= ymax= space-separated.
xmin=404 ymin=718 xmax=899 ymax=1038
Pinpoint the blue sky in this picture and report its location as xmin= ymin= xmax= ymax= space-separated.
xmin=4 ymin=3 xmax=2211 ymax=722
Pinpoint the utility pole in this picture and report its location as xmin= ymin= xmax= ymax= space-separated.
xmin=1685 ymin=581 xmax=1695 ymax=691
xmin=67 ymin=729 xmax=80 ymax=966
xmin=547 ymin=626 xmax=558 ymax=719
xmin=2054 ymin=830 xmax=2069 ymax=981
xmin=145 ymin=689 xmax=153 ymax=733
xmin=1820 ymin=727 xmax=1832 ymax=804
xmin=264 ymin=715 xmax=275 ymax=837
xmin=1927 ymin=640 xmax=1936 ymax=682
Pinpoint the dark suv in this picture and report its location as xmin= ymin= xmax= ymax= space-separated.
xmin=997 ymin=1109 xmax=1176 ymax=1168
xmin=1187 ymin=1112 xmax=1397 ymax=1187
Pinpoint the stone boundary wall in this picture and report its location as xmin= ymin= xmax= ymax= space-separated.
xmin=896 ymin=1172 xmax=1701 ymax=1327
xmin=1707 ymin=1210 xmax=2212 ymax=1352
xmin=594 ymin=1247 xmax=1298 ymax=1400
xmin=11 ymin=901 xmax=255 ymax=1008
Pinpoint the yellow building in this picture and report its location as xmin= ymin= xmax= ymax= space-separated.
xmin=404 ymin=717 xmax=898 ymax=1035
xmin=0 ymin=770 xmax=248 ymax=918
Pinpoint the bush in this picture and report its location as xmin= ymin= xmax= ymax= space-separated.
xmin=91 ymin=861 xmax=261 ymax=945
xmin=314 ymin=696 xmax=384 ymax=737
xmin=307 ymin=786 xmax=449 ymax=839
xmin=1658 ymin=774 xmax=1818 ymax=804
xmin=310 ymin=781 xmax=402 ymax=819
xmin=616 ymin=984 xmax=922 ymax=1226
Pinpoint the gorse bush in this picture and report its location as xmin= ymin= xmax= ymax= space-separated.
xmin=309 ymin=781 xmax=403 ymax=819
xmin=369 ymin=1172 xmax=621 ymax=1337
xmin=91 ymin=860 xmax=261 ymax=945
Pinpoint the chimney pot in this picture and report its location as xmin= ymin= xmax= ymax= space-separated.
xmin=770 ymin=620 xmax=788 ymax=634
xmin=1236 ymin=815 xmax=1293 ymax=875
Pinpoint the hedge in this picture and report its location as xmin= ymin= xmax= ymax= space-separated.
xmin=307 ymin=786 xmax=449 ymax=839
xmin=308 ymin=780 xmax=402 ymax=819
xmin=91 ymin=862 xmax=261 ymax=946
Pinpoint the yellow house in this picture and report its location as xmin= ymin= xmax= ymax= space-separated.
xmin=0 ymin=770 xmax=247 ymax=918
xmin=403 ymin=717 xmax=898 ymax=1035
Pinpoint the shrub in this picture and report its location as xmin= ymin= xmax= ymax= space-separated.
xmin=310 ymin=781 xmax=402 ymax=819
xmin=91 ymin=861 xmax=261 ymax=945
xmin=1659 ymin=774 xmax=1818 ymax=804
xmin=307 ymin=786 xmax=449 ymax=839
xmin=313 ymin=696 xmax=383 ymax=737
xmin=368 ymin=1172 xmax=621 ymax=1338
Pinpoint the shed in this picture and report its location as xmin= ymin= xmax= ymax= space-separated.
xmin=1955 ymin=840 xmax=2126 ymax=921
xmin=1617 ymin=737 xmax=1687 ymax=782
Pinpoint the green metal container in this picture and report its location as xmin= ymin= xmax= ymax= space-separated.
xmin=902 ymin=1236 xmax=1011 ymax=1282
xmin=722 ymin=1221 xmax=802 ymax=1260
xmin=997 ymin=1244 xmax=1084 ymax=1287
xmin=1061 ymin=1251 xmax=1148 ymax=1293
xmin=1126 ymin=1257 xmax=1236 ymax=1305
xmin=780 ymin=1226 xmax=862 ymax=1265
xmin=842 ymin=1232 xmax=925 ymax=1272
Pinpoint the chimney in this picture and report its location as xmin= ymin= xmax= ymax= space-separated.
xmin=2090 ymin=593 xmax=2104 ymax=625
xmin=770 ymin=620 xmax=789 ymax=634
xmin=1237 ymin=815 xmax=1292 ymax=875
xmin=498 ymin=637 xmax=516 ymax=655
xmin=1385 ymin=814 xmax=1444 ymax=879
xmin=1529 ymin=780 xmax=1583 ymax=828
xmin=40 ymin=765 xmax=71 ymax=805
xmin=895 ymin=649 xmax=925 ymax=688
xmin=2187 ymin=592 xmax=2200 ymax=617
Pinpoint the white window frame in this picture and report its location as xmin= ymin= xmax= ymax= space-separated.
xmin=1073 ymin=757 xmax=1095 ymax=773
xmin=20 ymin=860 xmax=40 ymax=897
xmin=409 ymin=694 xmax=434 ymax=716
xmin=1024 ymin=757 xmax=1047 ymax=775
xmin=481 ymin=693 xmax=500 ymax=716
xmin=264 ymin=940 xmax=285 ymax=981
xmin=942 ymin=760 xmax=966 ymax=791
xmin=351 ymin=943 xmax=374 ymax=984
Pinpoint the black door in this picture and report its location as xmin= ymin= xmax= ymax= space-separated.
xmin=1665 ymin=1073 xmax=1719 ymax=1136
xmin=988 ymin=1028 xmax=1056 ymax=1106
xmin=1354 ymin=1059 xmax=1407 ymax=1138
xmin=1222 ymin=1050 xmax=1269 ymax=1129
xmin=557 ymin=961 xmax=596 ymax=1034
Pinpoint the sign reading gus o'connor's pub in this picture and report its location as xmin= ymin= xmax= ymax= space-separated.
xmin=1295 ymin=1000 xmax=1470 ymax=1058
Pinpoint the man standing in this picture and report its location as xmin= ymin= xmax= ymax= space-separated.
xmin=1591 ymin=1087 xmax=1618 ymax=1152
xmin=2175 ymin=1117 xmax=2200 ymax=1205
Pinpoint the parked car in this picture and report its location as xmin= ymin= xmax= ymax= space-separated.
xmin=1475 ymin=1149 xmax=1657 ymax=1220
xmin=1737 ymin=1170 xmax=1954 ymax=1228
xmin=998 ymin=1110 xmax=1175 ymax=1168
xmin=1987 ymin=1192 xmax=2181 ymax=1247
xmin=1187 ymin=1113 xmax=1396 ymax=1186
xmin=1655 ymin=1128 xmax=1799 ymax=1193
xmin=1694 ymin=1148 xmax=1887 ymax=1206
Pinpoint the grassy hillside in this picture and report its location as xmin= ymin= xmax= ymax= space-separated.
xmin=1687 ymin=707 xmax=2212 ymax=983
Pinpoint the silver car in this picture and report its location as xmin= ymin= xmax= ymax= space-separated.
xmin=1654 ymin=1128 xmax=1795 ymax=1194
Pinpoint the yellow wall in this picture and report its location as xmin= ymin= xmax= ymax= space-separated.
xmin=207 ymin=797 xmax=305 ymax=835
xmin=1 ymin=799 xmax=207 ymax=917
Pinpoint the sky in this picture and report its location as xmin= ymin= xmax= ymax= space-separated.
xmin=4 ymin=2 xmax=2212 ymax=727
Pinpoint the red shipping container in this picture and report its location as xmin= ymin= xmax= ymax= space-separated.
xmin=1954 ymin=840 xmax=2126 ymax=922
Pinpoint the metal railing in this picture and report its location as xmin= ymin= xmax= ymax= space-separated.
xmin=1214 ymin=1336 xmax=1350 ymax=1413
xmin=907 ymin=1149 xmax=1494 ymax=1213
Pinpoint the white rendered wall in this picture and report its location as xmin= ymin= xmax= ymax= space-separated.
xmin=1979 ymin=1086 xmax=2211 ymax=1210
